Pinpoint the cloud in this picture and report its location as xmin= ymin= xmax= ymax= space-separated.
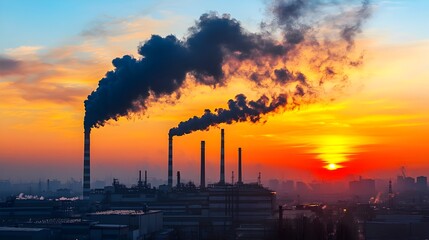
xmin=80 ymin=13 xmax=187 ymax=44
xmin=0 ymin=55 xmax=52 ymax=78
xmin=0 ymin=56 xmax=22 ymax=75
xmin=81 ymin=17 xmax=126 ymax=38
xmin=5 ymin=45 xmax=44 ymax=59
xmin=10 ymin=81 xmax=89 ymax=103
xmin=0 ymin=53 xmax=90 ymax=105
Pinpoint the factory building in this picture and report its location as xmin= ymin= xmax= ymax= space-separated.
xmin=349 ymin=177 xmax=376 ymax=199
xmin=86 ymin=210 xmax=163 ymax=239
xmin=87 ymin=129 xmax=277 ymax=238
xmin=416 ymin=176 xmax=428 ymax=192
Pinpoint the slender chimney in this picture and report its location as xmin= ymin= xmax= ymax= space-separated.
xmin=138 ymin=170 xmax=142 ymax=187
xmin=144 ymin=170 xmax=148 ymax=187
xmin=168 ymin=135 xmax=173 ymax=188
xmin=238 ymin=147 xmax=242 ymax=184
xmin=220 ymin=129 xmax=225 ymax=184
xmin=200 ymin=140 xmax=206 ymax=189
xmin=177 ymin=171 xmax=181 ymax=188
xmin=83 ymin=129 xmax=91 ymax=200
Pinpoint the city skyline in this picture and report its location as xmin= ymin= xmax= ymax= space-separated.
xmin=1 ymin=0 xmax=429 ymax=184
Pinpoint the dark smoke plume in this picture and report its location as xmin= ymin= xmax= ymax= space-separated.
xmin=84 ymin=0 xmax=371 ymax=132
xmin=169 ymin=88 xmax=308 ymax=137
xmin=84 ymin=13 xmax=284 ymax=130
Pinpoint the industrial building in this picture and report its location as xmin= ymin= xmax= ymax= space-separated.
xmin=349 ymin=177 xmax=376 ymax=199
xmin=87 ymin=129 xmax=277 ymax=238
xmin=87 ymin=210 xmax=163 ymax=239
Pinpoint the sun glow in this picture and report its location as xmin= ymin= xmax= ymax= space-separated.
xmin=326 ymin=163 xmax=340 ymax=171
xmin=309 ymin=135 xmax=370 ymax=172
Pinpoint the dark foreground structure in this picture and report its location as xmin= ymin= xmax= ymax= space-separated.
xmin=0 ymin=129 xmax=277 ymax=239
xmin=0 ymin=178 xmax=276 ymax=240
xmin=90 ymin=178 xmax=276 ymax=239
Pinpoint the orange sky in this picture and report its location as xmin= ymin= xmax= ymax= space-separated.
xmin=1 ymin=3 xmax=429 ymax=184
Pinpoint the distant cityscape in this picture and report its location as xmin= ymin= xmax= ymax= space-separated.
xmin=1 ymin=129 xmax=428 ymax=240
xmin=1 ymin=173 xmax=428 ymax=203
xmin=1 ymin=158 xmax=429 ymax=239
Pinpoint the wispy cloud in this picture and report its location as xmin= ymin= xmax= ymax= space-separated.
xmin=0 ymin=53 xmax=89 ymax=105
xmin=5 ymin=45 xmax=44 ymax=59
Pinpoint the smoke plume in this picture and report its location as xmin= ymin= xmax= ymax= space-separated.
xmin=84 ymin=0 xmax=371 ymax=133
xmin=169 ymin=88 xmax=308 ymax=136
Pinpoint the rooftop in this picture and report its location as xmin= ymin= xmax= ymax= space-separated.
xmin=28 ymin=218 xmax=82 ymax=224
xmin=92 ymin=224 xmax=128 ymax=229
xmin=88 ymin=210 xmax=160 ymax=216
xmin=0 ymin=227 xmax=47 ymax=232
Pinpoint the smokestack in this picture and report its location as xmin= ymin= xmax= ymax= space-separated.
xmin=220 ymin=129 xmax=225 ymax=184
xmin=238 ymin=147 xmax=243 ymax=184
xmin=177 ymin=171 xmax=181 ymax=188
xmin=145 ymin=170 xmax=148 ymax=187
xmin=138 ymin=170 xmax=142 ymax=187
xmin=83 ymin=130 xmax=90 ymax=200
xmin=168 ymin=135 xmax=173 ymax=188
xmin=200 ymin=140 xmax=206 ymax=189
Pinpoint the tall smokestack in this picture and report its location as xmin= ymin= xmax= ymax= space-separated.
xmin=144 ymin=170 xmax=148 ymax=187
xmin=83 ymin=130 xmax=90 ymax=200
xmin=138 ymin=170 xmax=143 ymax=187
xmin=177 ymin=171 xmax=181 ymax=188
xmin=168 ymin=135 xmax=173 ymax=188
xmin=200 ymin=140 xmax=206 ymax=189
xmin=220 ymin=129 xmax=225 ymax=184
xmin=238 ymin=147 xmax=243 ymax=184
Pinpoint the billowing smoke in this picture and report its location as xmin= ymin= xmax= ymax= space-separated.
xmin=169 ymin=89 xmax=308 ymax=136
xmin=84 ymin=0 xmax=371 ymax=132
xmin=84 ymin=14 xmax=284 ymax=130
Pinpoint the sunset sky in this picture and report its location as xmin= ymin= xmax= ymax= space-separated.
xmin=1 ymin=0 xmax=428 ymax=185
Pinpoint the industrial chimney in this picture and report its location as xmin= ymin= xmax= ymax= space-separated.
xmin=168 ymin=135 xmax=173 ymax=188
xmin=144 ymin=170 xmax=148 ymax=188
xmin=83 ymin=130 xmax=91 ymax=200
xmin=238 ymin=147 xmax=243 ymax=184
xmin=138 ymin=170 xmax=143 ymax=188
xmin=220 ymin=129 xmax=225 ymax=184
xmin=177 ymin=171 xmax=181 ymax=188
xmin=200 ymin=140 xmax=206 ymax=189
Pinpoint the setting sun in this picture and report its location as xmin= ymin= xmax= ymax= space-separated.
xmin=326 ymin=163 xmax=340 ymax=171
xmin=308 ymin=135 xmax=370 ymax=172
